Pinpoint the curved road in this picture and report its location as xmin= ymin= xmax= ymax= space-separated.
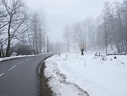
xmin=0 ymin=54 xmax=52 ymax=96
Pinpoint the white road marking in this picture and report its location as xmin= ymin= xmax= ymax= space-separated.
xmin=18 ymin=59 xmax=29 ymax=65
xmin=18 ymin=61 xmax=24 ymax=65
xmin=8 ymin=65 xmax=16 ymax=71
xmin=0 ymin=73 xmax=4 ymax=77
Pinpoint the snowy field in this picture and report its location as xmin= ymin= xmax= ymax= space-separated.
xmin=45 ymin=51 xmax=127 ymax=96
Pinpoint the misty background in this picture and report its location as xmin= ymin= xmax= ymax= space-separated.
xmin=25 ymin=0 xmax=122 ymax=42
xmin=0 ymin=0 xmax=126 ymax=57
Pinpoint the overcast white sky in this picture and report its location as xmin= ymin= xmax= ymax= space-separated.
xmin=25 ymin=0 xmax=123 ymax=43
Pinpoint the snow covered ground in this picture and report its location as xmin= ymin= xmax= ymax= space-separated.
xmin=45 ymin=51 xmax=127 ymax=96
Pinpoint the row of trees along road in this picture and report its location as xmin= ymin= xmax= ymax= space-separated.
xmin=64 ymin=0 xmax=127 ymax=55
xmin=0 ymin=0 xmax=47 ymax=57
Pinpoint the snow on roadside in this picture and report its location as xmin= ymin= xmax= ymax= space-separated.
xmin=0 ymin=55 xmax=35 ymax=62
xmin=0 ymin=52 xmax=53 ymax=62
xmin=45 ymin=52 xmax=127 ymax=96
xmin=0 ymin=53 xmax=51 ymax=62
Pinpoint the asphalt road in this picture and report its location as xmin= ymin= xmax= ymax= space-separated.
xmin=0 ymin=54 xmax=52 ymax=96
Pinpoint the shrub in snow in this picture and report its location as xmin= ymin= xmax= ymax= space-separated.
xmin=100 ymin=55 xmax=107 ymax=61
xmin=114 ymin=56 xmax=117 ymax=59
xmin=95 ymin=52 xmax=100 ymax=56
xmin=110 ymin=56 xmax=117 ymax=61
xmin=117 ymin=60 xmax=124 ymax=65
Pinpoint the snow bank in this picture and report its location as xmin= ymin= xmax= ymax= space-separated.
xmin=45 ymin=52 xmax=127 ymax=96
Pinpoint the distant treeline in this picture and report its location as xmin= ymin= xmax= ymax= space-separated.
xmin=64 ymin=0 xmax=127 ymax=54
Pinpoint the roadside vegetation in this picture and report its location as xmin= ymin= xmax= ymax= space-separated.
xmin=39 ymin=59 xmax=53 ymax=96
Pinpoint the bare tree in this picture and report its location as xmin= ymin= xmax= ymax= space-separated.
xmin=67 ymin=23 xmax=86 ymax=55
xmin=63 ymin=0 xmax=127 ymax=54
xmin=0 ymin=0 xmax=28 ymax=56
xmin=29 ymin=11 xmax=47 ymax=54
xmin=75 ymin=23 xmax=86 ymax=55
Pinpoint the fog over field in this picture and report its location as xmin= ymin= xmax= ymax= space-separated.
xmin=0 ymin=0 xmax=125 ymax=55
xmin=25 ymin=0 xmax=123 ymax=42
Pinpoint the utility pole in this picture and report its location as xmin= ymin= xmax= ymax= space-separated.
xmin=47 ymin=35 xmax=49 ymax=53
xmin=67 ymin=29 xmax=70 ymax=52
xmin=104 ymin=18 xmax=108 ymax=56
xmin=0 ymin=42 xmax=1 ymax=58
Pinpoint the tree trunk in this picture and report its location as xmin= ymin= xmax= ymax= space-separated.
xmin=35 ymin=33 xmax=38 ymax=54
xmin=81 ymin=50 xmax=84 ymax=55
xmin=6 ymin=15 xmax=12 ymax=57
xmin=6 ymin=35 xmax=11 ymax=57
